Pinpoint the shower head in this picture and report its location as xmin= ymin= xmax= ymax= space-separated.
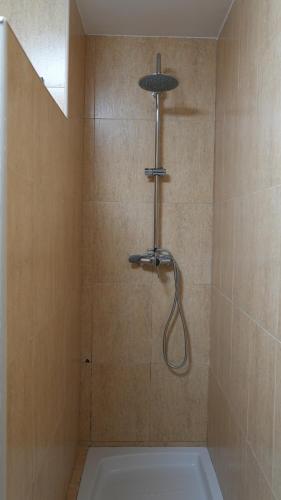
xmin=139 ymin=73 xmax=179 ymax=93
xmin=138 ymin=53 xmax=179 ymax=94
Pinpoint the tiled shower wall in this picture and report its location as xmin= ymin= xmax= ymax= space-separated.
xmin=208 ymin=1 xmax=281 ymax=499
xmin=81 ymin=36 xmax=216 ymax=444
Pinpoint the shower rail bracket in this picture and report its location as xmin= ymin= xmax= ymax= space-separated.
xmin=145 ymin=167 xmax=167 ymax=177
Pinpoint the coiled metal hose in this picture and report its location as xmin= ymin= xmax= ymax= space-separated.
xmin=158 ymin=250 xmax=189 ymax=370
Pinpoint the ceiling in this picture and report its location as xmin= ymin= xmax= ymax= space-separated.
xmin=76 ymin=0 xmax=234 ymax=38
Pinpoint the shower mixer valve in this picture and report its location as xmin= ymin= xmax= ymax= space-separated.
xmin=128 ymin=249 xmax=173 ymax=267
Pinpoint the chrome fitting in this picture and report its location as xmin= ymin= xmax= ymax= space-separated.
xmin=145 ymin=168 xmax=167 ymax=177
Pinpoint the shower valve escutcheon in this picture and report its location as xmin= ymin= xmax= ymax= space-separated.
xmin=145 ymin=167 xmax=167 ymax=177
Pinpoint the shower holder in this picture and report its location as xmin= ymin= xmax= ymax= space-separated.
xmin=145 ymin=167 xmax=167 ymax=177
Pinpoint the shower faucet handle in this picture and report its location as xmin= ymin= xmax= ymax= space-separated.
xmin=128 ymin=254 xmax=143 ymax=264
xmin=129 ymin=251 xmax=155 ymax=265
xmin=145 ymin=167 xmax=167 ymax=177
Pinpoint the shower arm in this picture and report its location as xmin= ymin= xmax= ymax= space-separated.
xmin=153 ymin=53 xmax=162 ymax=250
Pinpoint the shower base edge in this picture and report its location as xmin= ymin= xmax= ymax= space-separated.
xmin=78 ymin=447 xmax=223 ymax=500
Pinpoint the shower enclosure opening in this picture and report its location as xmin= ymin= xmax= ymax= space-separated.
xmin=129 ymin=53 xmax=189 ymax=371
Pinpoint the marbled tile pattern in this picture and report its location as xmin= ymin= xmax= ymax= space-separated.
xmin=81 ymin=35 xmax=216 ymax=444
xmin=208 ymin=1 xmax=281 ymax=499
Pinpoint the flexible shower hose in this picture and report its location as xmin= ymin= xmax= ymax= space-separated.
xmin=159 ymin=250 xmax=189 ymax=370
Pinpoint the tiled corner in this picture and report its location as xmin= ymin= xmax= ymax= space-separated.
xmin=92 ymin=364 xmax=150 ymax=442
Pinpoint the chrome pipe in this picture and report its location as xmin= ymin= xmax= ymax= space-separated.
xmin=156 ymin=52 xmax=161 ymax=74
xmin=153 ymin=53 xmax=162 ymax=250
xmin=153 ymin=91 xmax=161 ymax=250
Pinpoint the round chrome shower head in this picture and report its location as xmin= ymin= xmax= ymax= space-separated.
xmin=138 ymin=53 xmax=179 ymax=94
xmin=138 ymin=73 xmax=179 ymax=93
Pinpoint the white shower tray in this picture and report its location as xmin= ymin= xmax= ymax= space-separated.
xmin=78 ymin=447 xmax=224 ymax=500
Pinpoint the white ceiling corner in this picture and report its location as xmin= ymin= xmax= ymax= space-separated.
xmin=76 ymin=0 xmax=233 ymax=38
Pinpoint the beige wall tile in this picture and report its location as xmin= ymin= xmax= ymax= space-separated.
xmin=212 ymin=203 xmax=220 ymax=289
xmin=208 ymin=374 xmax=246 ymax=500
xmin=79 ymin=361 xmax=92 ymax=443
xmin=7 ymin=358 xmax=34 ymax=500
xmin=95 ymin=36 xmax=155 ymax=120
xmin=272 ymin=343 xmax=281 ymax=499
xmin=6 ymin=173 xmax=33 ymax=361
xmin=208 ymin=373 xmax=225 ymax=464
xmin=252 ymin=37 xmax=281 ymax=190
xmin=233 ymin=188 xmax=281 ymax=338
xmin=229 ymin=307 xmax=252 ymax=433
xmin=81 ymin=286 xmax=93 ymax=359
xmin=31 ymin=315 xmax=66 ymax=469
xmin=223 ymin=412 xmax=246 ymax=500
xmin=221 ymin=200 xmax=234 ymax=300
xmin=32 ymin=188 xmax=62 ymax=331
xmin=83 ymin=119 xmax=95 ymax=202
xmin=162 ymin=116 xmax=214 ymax=203
xmin=93 ymin=118 xmax=155 ymax=202
xmin=243 ymin=445 xmax=274 ymax=500
xmin=208 ymin=373 xmax=230 ymax=490
xmin=95 ymin=36 xmax=216 ymax=120
xmin=150 ymin=363 xmax=208 ymax=442
xmin=85 ymin=117 xmax=213 ymax=202
xmin=161 ymin=203 xmax=212 ymax=285
xmin=92 ymin=364 xmax=150 ymax=442
xmin=212 ymin=200 xmax=234 ymax=299
xmin=84 ymin=37 xmax=96 ymax=118
xmin=92 ymin=282 xmax=152 ymax=364
xmin=210 ymin=288 xmax=232 ymax=394
xmin=32 ymin=421 xmax=74 ymax=500
xmin=84 ymin=201 xmax=154 ymax=284
xmin=212 ymin=114 xmax=225 ymax=203
xmin=154 ymin=38 xmax=216 ymax=113
xmin=223 ymin=66 xmax=260 ymax=199
xmin=247 ymin=326 xmax=275 ymax=485
xmin=215 ymin=8 xmax=281 ymax=202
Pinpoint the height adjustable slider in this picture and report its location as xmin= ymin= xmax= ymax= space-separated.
xmin=145 ymin=167 xmax=167 ymax=177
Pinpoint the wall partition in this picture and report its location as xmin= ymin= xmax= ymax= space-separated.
xmin=0 ymin=1 xmax=86 ymax=497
